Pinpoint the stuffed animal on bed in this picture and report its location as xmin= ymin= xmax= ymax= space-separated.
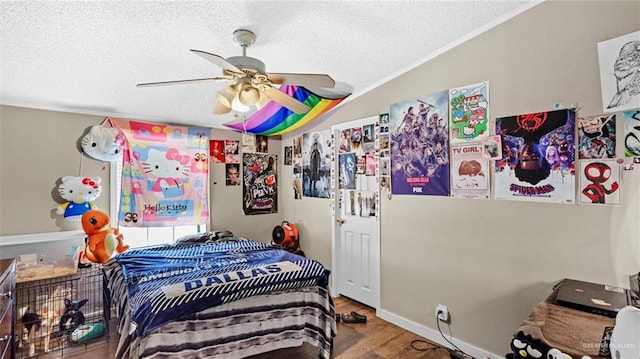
xmin=506 ymin=331 xmax=549 ymax=359
xmin=81 ymin=209 xmax=129 ymax=264
xmin=56 ymin=176 xmax=102 ymax=221
xmin=81 ymin=125 xmax=124 ymax=162
xmin=610 ymin=305 xmax=640 ymax=359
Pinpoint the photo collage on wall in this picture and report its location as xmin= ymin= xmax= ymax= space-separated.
xmin=577 ymin=114 xmax=620 ymax=205
xmin=292 ymin=135 xmax=303 ymax=199
xmin=210 ymin=133 xmax=279 ymax=214
xmin=209 ymin=139 xmax=241 ymax=186
xmin=379 ymin=114 xmax=391 ymax=192
xmin=280 ymin=31 xmax=640 ymax=206
xmin=382 ymin=46 xmax=638 ymax=206
xmin=336 ymin=119 xmax=379 ymax=218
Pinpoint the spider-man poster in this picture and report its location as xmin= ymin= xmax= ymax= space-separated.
xmin=494 ymin=109 xmax=576 ymax=203
xmin=579 ymin=159 xmax=620 ymax=205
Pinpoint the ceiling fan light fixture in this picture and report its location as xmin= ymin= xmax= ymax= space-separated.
xmin=216 ymin=85 xmax=237 ymax=108
xmin=213 ymin=101 xmax=231 ymax=114
xmin=256 ymin=92 xmax=270 ymax=110
xmin=231 ymin=96 xmax=250 ymax=113
xmin=238 ymin=84 xmax=261 ymax=107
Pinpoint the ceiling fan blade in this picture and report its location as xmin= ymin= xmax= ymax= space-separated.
xmin=190 ymin=49 xmax=245 ymax=75
xmin=263 ymin=86 xmax=311 ymax=114
xmin=213 ymin=102 xmax=231 ymax=114
xmin=267 ymin=73 xmax=335 ymax=88
xmin=137 ymin=77 xmax=230 ymax=87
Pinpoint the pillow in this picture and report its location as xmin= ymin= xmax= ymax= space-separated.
xmin=174 ymin=230 xmax=235 ymax=245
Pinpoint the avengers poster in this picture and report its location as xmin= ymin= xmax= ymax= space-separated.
xmin=242 ymin=153 xmax=277 ymax=215
xmin=494 ymin=109 xmax=576 ymax=203
xmin=390 ymin=90 xmax=450 ymax=196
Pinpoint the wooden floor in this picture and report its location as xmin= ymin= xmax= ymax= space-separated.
xmin=23 ymin=296 xmax=450 ymax=359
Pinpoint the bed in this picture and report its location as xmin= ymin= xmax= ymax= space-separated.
xmin=103 ymin=237 xmax=337 ymax=359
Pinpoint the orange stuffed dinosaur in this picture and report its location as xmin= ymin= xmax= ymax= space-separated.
xmin=80 ymin=210 xmax=129 ymax=264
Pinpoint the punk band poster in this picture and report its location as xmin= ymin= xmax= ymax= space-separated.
xmin=390 ymin=89 xmax=450 ymax=196
xmin=242 ymin=153 xmax=278 ymax=215
xmin=494 ymin=109 xmax=576 ymax=203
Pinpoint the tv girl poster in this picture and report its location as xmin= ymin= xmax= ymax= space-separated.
xmin=389 ymin=90 xmax=450 ymax=196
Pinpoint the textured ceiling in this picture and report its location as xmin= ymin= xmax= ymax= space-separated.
xmin=0 ymin=1 xmax=538 ymax=129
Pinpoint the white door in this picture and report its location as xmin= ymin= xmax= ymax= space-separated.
xmin=331 ymin=115 xmax=380 ymax=309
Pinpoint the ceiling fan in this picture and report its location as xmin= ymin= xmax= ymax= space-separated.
xmin=137 ymin=29 xmax=336 ymax=115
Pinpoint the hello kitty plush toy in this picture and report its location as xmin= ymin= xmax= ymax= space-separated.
xmin=81 ymin=125 xmax=124 ymax=162
xmin=56 ymin=176 xmax=102 ymax=221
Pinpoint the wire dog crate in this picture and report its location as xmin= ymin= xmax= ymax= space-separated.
xmin=14 ymin=265 xmax=107 ymax=358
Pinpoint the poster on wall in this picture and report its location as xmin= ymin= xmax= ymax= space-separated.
xmin=623 ymin=110 xmax=640 ymax=157
xmin=225 ymin=140 xmax=239 ymax=163
xmin=302 ymin=129 xmax=331 ymax=198
xmin=494 ymin=109 xmax=576 ymax=203
xmin=598 ymin=31 xmax=640 ymax=113
xmin=338 ymin=129 xmax=351 ymax=153
xmin=449 ymin=81 xmax=490 ymax=144
xmin=255 ymin=135 xmax=268 ymax=153
xmin=338 ymin=153 xmax=356 ymax=189
xmin=577 ymin=114 xmax=616 ymax=159
xmin=284 ymin=146 xmax=292 ymax=165
xmin=108 ymin=118 xmax=210 ymax=226
xmin=450 ymin=143 xmax=490 ymax=199
xmin=345 ymin=191 xmax=377 ymax=217
xmin=242 ymin=133 xmax=256 ymax=153
xmin=226 ymin=163 xmax=241 ymax=186
xmin=579 ymin=159 xmax=620 ymax=205
xmin=390 ymin=90 xmax=450 ymax=196
xmin=209 ymin=140 xmax=225 ymax=163
xmin=242 ymin=153 xmax=277 ymax=214
xmin=292 ymin=135 xmax=303 ymax=199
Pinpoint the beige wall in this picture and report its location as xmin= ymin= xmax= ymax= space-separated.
xmin=0 ymin=106 xmax=109 ymax=234
xmin=0 ymin=107 xmax=282 ymax=242
xmin=1 ymin=0 xmax=639 ymax=355
xmin=208 ymin=128 xmax=282 ymax=243
xmin=281 ymin=0 xmax=640 ymax=355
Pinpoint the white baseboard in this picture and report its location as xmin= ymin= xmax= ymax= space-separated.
xmin=376 ymin=308 xmax=502 ymax=359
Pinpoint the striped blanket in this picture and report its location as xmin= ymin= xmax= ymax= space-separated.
xmin=110 ymin=239 xmax=331 ymax=337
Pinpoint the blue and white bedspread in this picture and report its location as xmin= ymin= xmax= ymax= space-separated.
xmin=109 ymin=239 xmax=331 ymax=337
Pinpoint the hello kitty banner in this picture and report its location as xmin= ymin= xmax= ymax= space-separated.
xmin=108 ymin=118 xmax=210 ymax=227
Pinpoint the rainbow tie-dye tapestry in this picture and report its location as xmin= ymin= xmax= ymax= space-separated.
xmin=224 ymin=85 xmax=348 ymax=135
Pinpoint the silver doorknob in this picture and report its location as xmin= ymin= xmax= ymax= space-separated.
xmin=336 ymin=218 xmax=345 ymax=225
xmin=0 ymin=335 xmax=9 ymax=343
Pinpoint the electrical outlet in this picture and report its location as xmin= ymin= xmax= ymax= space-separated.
xmin=436 ymin=304 xmax=448 ymax=321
